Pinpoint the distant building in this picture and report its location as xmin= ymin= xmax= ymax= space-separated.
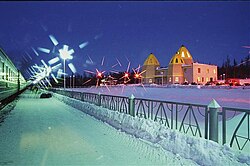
xmin=142 ymin=45 xmax=218 ymax=85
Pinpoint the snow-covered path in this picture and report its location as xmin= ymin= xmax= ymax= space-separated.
xmin=0 ymin=91 xmax=196 ymax=165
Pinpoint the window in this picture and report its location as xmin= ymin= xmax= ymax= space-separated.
xmin=198 ymin=68 xmax=201 ymax=73
xmin=197 ymin=77 xmax=201 ymax=82
xmin=2 ymin=62 xmax=4 ymax=79
xmin=213 ymin=69 xmax=216 ymax=74
xmin=206 ymin=69 xmax=209 ymax=74
xmin=202 ymin=77 xmax=204 ymax=82
xmin=149 ymin=79 xmax=152 ymax=83
xmin=181 ymin=51 xmax=185 ymax=57
xmin=6 ymin=66 xmax=8 ymax=80
xmin=206 ymin=77 xmax=209 ymax=82
xmin=187 ymin=52 xmax=191 ymax=57
xmin=175 ymin=58 xmax=178 ymax=63
xmin=169 ymin=77 xmax=172 ymax=82
xmin=175 ymin=77 xmax=179 ymax=82
xmin=180 ymin=59 xmax=183 ymax=63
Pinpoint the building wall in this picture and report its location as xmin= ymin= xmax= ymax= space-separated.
xmin=167 ymin=64 xmax=184 ymax=84
xmin=183 ymin=66 xmax=193 ymax=83
xmin=155 ymin=68 xmax=168 ymax=84
xmin=192 ymin=63 xmax=217 ymax=84
xmin=142 ymin=65 xmax=159 ymax=84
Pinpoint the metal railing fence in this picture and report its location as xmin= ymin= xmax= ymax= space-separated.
xmin=50 ymin=88 xmax=249 ymax=151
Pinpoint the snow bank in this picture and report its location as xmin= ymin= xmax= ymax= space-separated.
xmin=53 ymin=92 xmax=250 ymax=166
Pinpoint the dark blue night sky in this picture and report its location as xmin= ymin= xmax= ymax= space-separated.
xmin=0 ymin=1 xmax=249 ymax=78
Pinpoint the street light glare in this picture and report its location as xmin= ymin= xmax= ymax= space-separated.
xmin=59 ymin=45 xmax=74 ymax=60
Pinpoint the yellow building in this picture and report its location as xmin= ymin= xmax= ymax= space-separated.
xmin=142 ymin=45 xmax=217 ymax=85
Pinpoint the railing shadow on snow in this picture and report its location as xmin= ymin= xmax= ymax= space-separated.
xmin=50 ymin=88 xmax=249 ymax=152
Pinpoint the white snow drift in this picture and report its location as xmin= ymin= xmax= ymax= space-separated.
xmin=53 ymin=92 xmax=250 ymax=166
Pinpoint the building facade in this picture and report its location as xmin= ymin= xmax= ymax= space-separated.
xmin=142 ymin=45 xmax=217 ymax=85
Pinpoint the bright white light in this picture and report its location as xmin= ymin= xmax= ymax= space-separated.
xmin=51 ymin=63 xmax=61 ymax=70
xmin=38 ymin=47 xmax=50 ymax=54
xmin=79 ymin=42 xmax=89 ymax=49
xmin=57 ymin=69 xmax=63 ymax=78
xmin=48 ymin=57 xmax=60 ymax=65
xmin=59 ymin=45 xmax=74 ymax=60
xmin=46 ymin=67 xmax=52 ymax=77
xmin=51 ymin=73 xmax=58 ymax=83
xmin=31 ymin=47 xmax=39 ymax=56
xmin=68 ymin=63 xmax=76 ymax=73
xmin=49 ymin=35 xmax=59 ymax=46
xmin=182 ymin=51 xmax=185 ymax=57
xmin=187 ymin=52 xmax=191 ymax=58
xmin=41 ymin=60 xmax=48 ymax=68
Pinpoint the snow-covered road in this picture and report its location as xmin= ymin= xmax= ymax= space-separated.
xmin=0 ymin=91 xmax=196 ymax=165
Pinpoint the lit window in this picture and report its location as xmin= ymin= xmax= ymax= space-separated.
xmin=206 ymin=77 xmax=209 ymax=82
xmin=213 ymin=69 xmax=216 ymax=74
xmin=182 ymin=51 xmax=185 ymax=57
xmin=198 ymin=68 xmax=201 ymax=73
xmin=187 ymin=52 xmax=191 ymax=57
xmin=197 ymin=77 xmax=201 ymax=82
xmin=175 ymin=77 xmax=179 ymax=82
xmin=149 ymin=79 xmax=152 ymax=83
xmin=207 ymin=69 xmax=209 ymax=73
xmin=169 ymin=77 xmax=172 ymax=82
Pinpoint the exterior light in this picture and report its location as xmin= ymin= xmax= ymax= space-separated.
xmin=59 ymin=45 xmax=74 ymax=60
xmin=58 ymin=45 xmax=75 ymax=89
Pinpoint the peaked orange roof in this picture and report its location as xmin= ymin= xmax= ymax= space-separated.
xmin=169 ymin=52 xmax=185 ymax=65
xmin=143 ymin=53 xmax=160 ymax=66
xmin=169 ymin=45 xmax=193 ymax=65
xmin=178 ymin=45 xmax=193 ymax=60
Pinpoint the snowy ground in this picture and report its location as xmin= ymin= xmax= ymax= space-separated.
xmin=52 ymin=91 xmax=250 ymax=166
xmin=68 ymin=85 xmax=250 ymax=109
xmin=61 ymin=86 xmax=250 ymax=154
xmin=0 ymin=91 xmax=198 ymax=165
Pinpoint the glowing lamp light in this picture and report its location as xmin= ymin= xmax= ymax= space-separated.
xmin=124 ymin=73 xmax=129 ymax=78
xmin=135 ymin=73 xmax=140 ymax=78
xmin=59 ymin=45 xmax=74 ymax=60
xmin=97 ymin=72 xmax=102 ymax=78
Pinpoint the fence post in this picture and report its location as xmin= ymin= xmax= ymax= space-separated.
xmin=97 ymin=92 xmax=101 ymax=106
xmin=129 ymin=94 xmax=135 ymax=117
xmin=208 ymin=99 xmax=221 ymax=143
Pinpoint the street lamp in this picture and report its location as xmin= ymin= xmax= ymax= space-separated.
xmin=161 ymin=71 xmax=164 ymax=86
xmin=73 ymin=75 xmax=75 ymax=88
xmin=70 ymin=75 xmax=72 ymax=88
xmin=59 ymin=45 xmax=74 ymax=89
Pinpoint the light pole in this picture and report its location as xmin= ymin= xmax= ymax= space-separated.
xmin=64 ymin=59 xmax=66 ymax=88
xmin=70 ymin=75 xmax=72 ymax=88
xmin=59 ymin=45 xmax=74 ymax=89
xmin=73 ymin=75 xmax=75 ymax=88
xmin=161 ymin=71 xmax=164 ymax=86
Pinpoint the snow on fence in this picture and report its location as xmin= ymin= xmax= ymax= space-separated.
xmin=50 ymin=88 xmax=249 ymax=152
